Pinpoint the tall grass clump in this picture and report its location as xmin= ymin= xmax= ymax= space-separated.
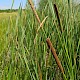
xmin=0 ymin=0 xmax=80 ymax=80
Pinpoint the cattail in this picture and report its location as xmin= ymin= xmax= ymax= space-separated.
xmin=28 ymin=0 xmax=41 ymax=24
xmin=46 ymin=38 xmax=64 ymax=74
xmin=54 ymin=4 xmax=63 ymax=33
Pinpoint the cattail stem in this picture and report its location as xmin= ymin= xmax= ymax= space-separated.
xmin=28 ymin=0 xmax=41 ymax=24
xmin=37 ymin=16 xmax=48 ymax=33
xmin=38 ymin=64 xmax=42 ymax=80
xmin=34 ymin=16 xmax=48 ymax=44
xmin=46 ymin=38 xmax=64 ymax=74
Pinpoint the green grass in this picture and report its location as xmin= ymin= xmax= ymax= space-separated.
xmin=0 ymin=0 xmax=80 ymax=80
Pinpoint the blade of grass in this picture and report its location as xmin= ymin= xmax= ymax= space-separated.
xmin=37 ymin=16 xmax=48 ymax=33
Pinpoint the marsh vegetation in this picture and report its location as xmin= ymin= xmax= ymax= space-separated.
xmin=0 ymin=0 xmax=80 ymax=80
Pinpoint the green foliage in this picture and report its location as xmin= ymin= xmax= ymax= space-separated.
xmin=0 ymin=0 xmax=80 ymax=80
xmin=39 ymin=0 xmax=48 ymax=11
xmin=0 ymin=9 xmax=25 ymax=13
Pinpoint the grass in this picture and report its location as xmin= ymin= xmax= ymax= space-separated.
xmin=0 ymin=0 xmax=80 ymax=80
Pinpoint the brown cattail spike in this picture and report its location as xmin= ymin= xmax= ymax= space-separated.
xmin=46 ymin=38 xmax=64 ymax=74
xmin=54 ymin=4 xmax=63 ymax=33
